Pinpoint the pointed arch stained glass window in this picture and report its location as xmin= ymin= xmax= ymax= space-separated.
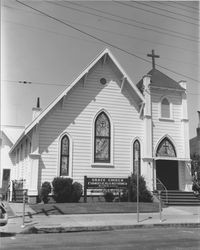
xmin=60 ymin=135 xmax=69 ymax=176
xmin=133 ymin=140 xmax=141 ymax=175
xmin=156 ymin=138 xmax=176 ymax=157
xmin=94 ymin=112 xmax=110 ymax=163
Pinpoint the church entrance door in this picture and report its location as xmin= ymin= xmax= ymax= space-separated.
xmin=156 ymin=160 xmax=179 ymax=190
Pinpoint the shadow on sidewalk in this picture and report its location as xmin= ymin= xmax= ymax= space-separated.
xmin=9 ymin=205 xmax=65 ymax=219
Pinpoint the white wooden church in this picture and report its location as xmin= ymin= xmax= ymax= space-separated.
xmin=6 ymin=48 xmax=192 ymax=203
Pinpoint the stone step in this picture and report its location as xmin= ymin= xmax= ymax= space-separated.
xmin=154 ymin=190 xmax=200 ymax=206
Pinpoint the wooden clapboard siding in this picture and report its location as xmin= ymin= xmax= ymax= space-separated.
xmin=39 ymin=60 xmax=143 ymax=187
xmin=151 ymin=89 xmax=184 ymax=157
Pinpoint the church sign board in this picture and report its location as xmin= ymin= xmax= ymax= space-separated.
xmin=84 ymin=176 xmax=131 ymax=202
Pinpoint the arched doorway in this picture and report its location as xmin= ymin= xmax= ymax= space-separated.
xmin=156 ymin=138 xmax=179 ymax=190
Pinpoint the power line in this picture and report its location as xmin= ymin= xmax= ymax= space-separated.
xmin=156 ymin=1 xmax=199 ymax=15
xmin=2 ymin=79 xmax=66 ymax=87
xmin=175 ymin=1 xmax=200 ymax=11
xmin=15 ymin=0 xmax=199 ymax=83
xmin=7 ymin=1 xmax=198 ymax=41
xmin=3 ymin=19 xmax=102 ymax=45
xmin=50 ymin=1 xmax=199 ymax=43
xmin=3 ymin=17 xmax=199 ymax=58
xmin=3 ymin=79 xmax=200 ymax=96
xmin=62 ymin=1 xmax=198 ymax=41
xmin=132 ymin=1 xmax=199 ymax=22
xmin=115 ymin=1 xmax=199 ymax=27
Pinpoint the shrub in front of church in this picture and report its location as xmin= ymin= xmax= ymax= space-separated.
xmin=52 ymin=177 xmax=73 ymax=203
xmin=103 ymin=190 xmax=115 ymax=202
xmin=121 ymin=175 xmax=153 ymax=202
xmin=52 ymin=177 xmax=83 ymax=203
xmin=39 ymin=181 xmax=52 ymax=204
xmin=71 ymin=182 xmax=83 ymax=202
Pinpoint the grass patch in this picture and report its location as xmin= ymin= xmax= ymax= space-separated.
xmin=29 ymin=202 xmax=159 ymax=216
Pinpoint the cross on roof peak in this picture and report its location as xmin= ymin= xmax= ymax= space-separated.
xmin=147 ymin=49 xmax=160 ymax=69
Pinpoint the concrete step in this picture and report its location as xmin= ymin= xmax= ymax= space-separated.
xmin=154 ymin=190 xmax=200 ymax=206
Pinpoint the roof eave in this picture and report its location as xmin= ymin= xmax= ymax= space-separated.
xmin=150 ymin=85 xmax=186 ymax=92
xmin=9 ymin=131 xmax=25 ymax=154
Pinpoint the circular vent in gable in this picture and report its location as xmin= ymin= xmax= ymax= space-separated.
xmin=100 ymin=78 xmax=107 ymax=85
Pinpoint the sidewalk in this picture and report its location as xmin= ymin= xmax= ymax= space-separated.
xmin=0 ymin=203 xmax=199 ymax=235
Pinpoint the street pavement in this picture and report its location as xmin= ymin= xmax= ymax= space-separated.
xmin=0 ymin=203 xmax=199 ymax=235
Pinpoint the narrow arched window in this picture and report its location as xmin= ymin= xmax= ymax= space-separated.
xmin=133 ymin=140 xmax=141 ymax=175
xmin=161 ymin=98 xmax=170 ymax=118
xmin=60 ymin=135 xmax=69 ymax=176
xmin=94 ymin=112 xmax=110 ymax=163
xmin=25 ymin=139 xmax=28 ymax=158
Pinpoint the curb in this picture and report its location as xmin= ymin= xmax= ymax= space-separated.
xmin=20 ymin=223 xmax=200 ymax=234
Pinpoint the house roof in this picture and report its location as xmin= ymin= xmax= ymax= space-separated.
xmin=10 ymin=48 xmax=145 ymax=153
xmin=1 ymin=126 xmax=24 ymax=145
xmin=137 ymin=68 xmax=185 ymax=92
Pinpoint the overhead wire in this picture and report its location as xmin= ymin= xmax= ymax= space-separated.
xmin=2 ymin=19 xmax=102 ymax=46
xmin=2 ymin=2 xmax=199 ymax=55
xmin=6 ymin=1 xmax=199 ymax=44
xmin=15 ymin=0 xmax=199 ymax=83
xmin=5 ymin=1 xmax=198 ymax=41
xmin=175 ymin=1 xmax=200 ymax=11
xmin=3 ymin=3 xmax=199 ymax=55
xmin=2 ymin=79 xmax=66 ymax=86
xmin=3 ymin=17 xmax=199 ymax=57
xmin=2 ymin=79 xmax=200 ymax=96
xmin=62 ymin=1 xmax=198 ymax=41
xmin=50 ymin=1 xmax=199 ymax=43
xmin=114 ymin=1 xmax=199 ymax=27
xmin=130 ymin=1 xmax=199 ymax=21
xmin=155 ymin=1 xmax=199 ymax=15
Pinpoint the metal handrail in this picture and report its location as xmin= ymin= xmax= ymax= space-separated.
xmin=156 ymin=178 xmax=168 ymax=204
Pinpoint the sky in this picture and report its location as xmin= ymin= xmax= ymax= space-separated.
xmin=1 ymin=0 xmax=200 ymax=139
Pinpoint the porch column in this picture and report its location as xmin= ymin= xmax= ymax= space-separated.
xmin=179 ymin=81 xmax=190 ymax=159
xmin=143 ymin=74 xmax=152 ymax=158
xmin=28 ymin=154 xmax=40 ymax=203
xmin=142 ymin=74 xmax=154 ymax=190
xmin=27 ymin=124 xmax=40 ymax=203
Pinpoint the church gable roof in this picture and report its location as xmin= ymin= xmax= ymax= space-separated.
xmin=137 ymin=68 xmax=185 ymax=92
xmin=10 ymin=48 xmax=144 ymax=153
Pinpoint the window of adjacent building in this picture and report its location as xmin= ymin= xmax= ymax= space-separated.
xmin=161 ymin=98 xmax=170 ymax=118
xmin=94 ymin=111 xmax=111 ymax=163
xmin=133 ymin=140 xmax=141 ymax=175
xmin=60 ymin=135 xmax=70 ymax=176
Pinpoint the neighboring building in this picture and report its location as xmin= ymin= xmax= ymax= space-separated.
xmin=4 ymin=48 xmax=192 ymax=203
xmin=0 ymin=126 xmax=24 ymax=198
xmin=190 ymin=111 xmax=200 ymax=156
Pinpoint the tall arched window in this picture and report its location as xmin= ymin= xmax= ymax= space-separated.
xmin=94 ymin=112 xmax=110 ymax=163
xmin=60 ymin=135 xmax=70 ymax=176
xmin=161 ymin=98 xmax=170 ymax=118
xmin=133 ymin=140 xmax=141 ymax=175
